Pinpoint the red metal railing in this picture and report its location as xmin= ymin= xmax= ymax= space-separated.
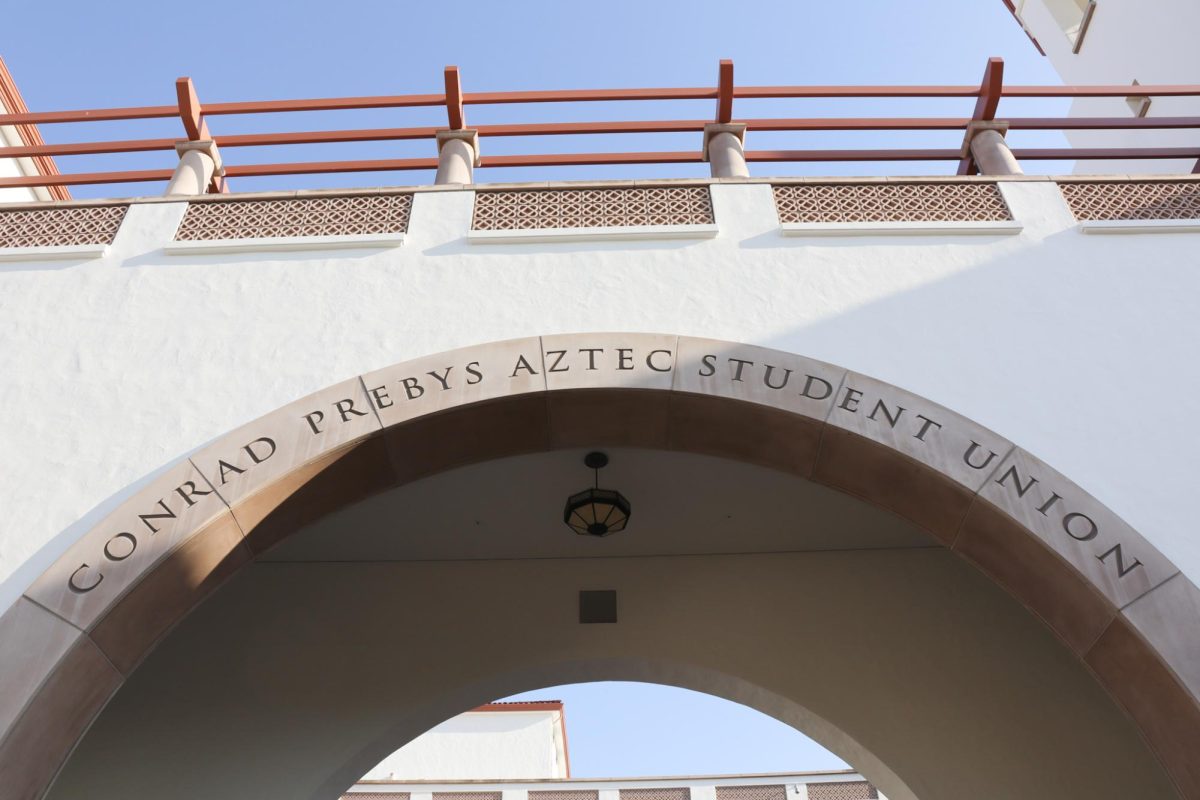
xmin=1 ymin=57 xmax=1198 ymax=194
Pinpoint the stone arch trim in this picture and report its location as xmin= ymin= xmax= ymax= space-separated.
xmin=1 ymin=333 xmax=1197 ymax=800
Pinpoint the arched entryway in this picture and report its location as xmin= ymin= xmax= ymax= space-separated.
xmin=2 ymin=334 xmax=1197 ymax=799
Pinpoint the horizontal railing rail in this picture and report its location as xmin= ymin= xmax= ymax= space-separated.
xmin=1 ymin=57 xmax=1197 ymax=195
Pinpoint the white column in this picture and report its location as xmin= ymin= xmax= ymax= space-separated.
xmin=165 ymin=140 xmax=222 ymax=196
xmin=703 ymin=123 xmax=749 ymax=178
xmin=966 ymin=125 xmax=1023 ymax=176
xmin=435 ymin=129 xmax=480 ymax=185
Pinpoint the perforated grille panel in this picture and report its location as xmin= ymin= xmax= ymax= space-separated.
xmin=805 ymin=782 xmax=878 ymax=800
xmin=0 ymin=204 xmax=127 ymax=247
xmin=432 ymin=792 xmax=502 ymax=800
xmin=1058 ymin=179 xmax=1200 ymax=220
xmin=618 ymin=789 xmax=690 ymax=800
xmin=531 ymin=790 xmax=600 ymax=800
xmin=472 ymin=186 xmax=715 ymax=230
xmin=773 ymin=182 xmax=1011 ymax=223
xmin=716 ymin=784 xmax=787 ymax=800
xmin=174 ymin=193 xmax=412 ymax=240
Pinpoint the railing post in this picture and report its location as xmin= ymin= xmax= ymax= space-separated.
xmin=703 ymin=124 xmax=749 ymax=178
xmin=964 ymin=121 xmax=1023 ymax=176
xmin=957 ymin=57 xmax=1007 ymax=175
xmin=434 ymin=65 xmax=480 ymax=184
xmin=703 ymin=59 xmax=748 ymax=178
xmin=166 ymin=77 xmax=225 ymax=196
xmin=435 ymin=129 xmax=480 ymax=185
xmin=165 ymin=140 xmax=222 ymax=195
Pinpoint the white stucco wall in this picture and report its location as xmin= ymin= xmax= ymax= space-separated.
xmin=364 ymin=709 xmax=567 ymax=780
xmin=1 ymin=178 xmax=1199 ymax=615
xmin=1015 ymin=0 xmax=1200 ymax=173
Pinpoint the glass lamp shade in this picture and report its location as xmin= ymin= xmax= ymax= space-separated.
xmin=563 ymin=487 xmax=632 ymax=537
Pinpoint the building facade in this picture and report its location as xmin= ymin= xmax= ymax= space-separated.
xmin=0 ymin=25 xmax=1198 ymax=800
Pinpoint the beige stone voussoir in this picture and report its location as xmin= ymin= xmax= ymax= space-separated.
xmin=1086 ymin=604 xmax=1200 ymax=800
xmin=25 ymin=459 xmax=228 ymax=632
xmin=673 ymin=337 xmax=845 ymax=419
xmin=813 ymin=373 xmax=1013 ymax=543
xmin=0 ymin=632 xmax=121 ymax=800
xmin=541 ymin=333 xmax=679 ymax=392
xmin=89 ymin=514 xmax=251 ymax=675
xmin=547 ymin=389 xmax=672 ymax=449
xmin=955 ymin=496 xmax=1116 ymax=654
xmin=1115 ymin=574 xmax=1200 ymax=701
xmin=0 ymin=598 xmax=83 ymax=740
xmin=825 ymin=372 xmax=1013 ymax=495
xmin=192 ymin=376 xmax=383 ymax=512
xmin=360 ymin=337 xmax=546 ymax=428
xmin=975 ymin=447 xmax=1177 ymax=610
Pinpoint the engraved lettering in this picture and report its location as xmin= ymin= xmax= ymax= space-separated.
xmin=1037 ymin=492 xmax=1064 ymax=516
xmin=174 ymin=481 xmax=212 ymax=507
xmin=369 ymin=385 xmax=394 ymax=409
xmin=763 ymin=364 xmax=791 ymax=390
xmin=401 ymin=377 xmax=425 ymax=399
xmin=800 ymin=375 xmax=833 ymax=401
xmin=335 ymin=398 xmax=368 ymax=422
xmin=729 ymin=358 xmax=753 ymax=382
xmin=579 ymin=348 xmax=604 ymax=370
xmin=1063 ymin=511 xmax=1099 ymax=542
xmin=838 ymin=387 xmax=863 ymax=413
xmin=103 ymin=532 xmax=137 ymax=562
xmin=867 ymin=399 xmax=905 ymax=428
xmin=913 ymin=414 xmax=942 ymax=442
xmin=138 ymin=499 xmax=176 ymax=534
xmin=510 ymin=354 xmax=539 ymax=378
xmin=996 ymin=465 xmax=1038 ymax=497
xmin=217 ymin=460 xmax=245 ymax=484
xmin=1097 ymin=543 xmax=1144 ymax=578
xmin=647 ymin=349 xmax=672 ymax=372
xmin=963 ymin=441 xmax=999 ymax=471
xmin=68 ymin=564 xmax=102 ymax=594
xmin=426 ymin=367 xmax=453 ymax=391
xmin=244 ymin=437 xmax=276 ymax=464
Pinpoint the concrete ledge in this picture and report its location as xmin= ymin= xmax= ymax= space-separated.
xmin=163 ymin=233 xmax=406 ymax=255
xmin=0 ymin=244 xmax=108 ymax=262
xmin=780 ymin=221 xmax=1023 ymax=237
xmin=468 ymin=224 xmax=719 ymax=245
xmin=1079 ymin=219 xmax=1200 ymax=234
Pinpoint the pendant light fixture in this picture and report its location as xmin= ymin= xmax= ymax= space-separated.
xmin=562 ymin=452 xmax=632 ymax=537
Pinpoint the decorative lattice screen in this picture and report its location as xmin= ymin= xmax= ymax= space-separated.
xmin=472 ymin=186 xmax=715 ymax=230
xmin=773 ymin=182 xmax=1012 ymax=223
xmin=0 ymin=204 xmax=127 ymax=247
xmin=174 ymin=194 xmax=412 ymax=240
xmin=805 ymin=782 xmax=878 ymax=800
xmin=1058 ymin=180 xmax=1200 ymax=221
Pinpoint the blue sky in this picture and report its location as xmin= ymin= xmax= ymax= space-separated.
xmin=4 ymin=0 xmax=1070 ymax=197
xmin=501 ymin=682 xmax=846 ymax=776
xmin=4 ymin=0 xmax=1062 ymax=775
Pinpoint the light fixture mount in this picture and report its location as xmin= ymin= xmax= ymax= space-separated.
xmin=563 ymin=451 xmax=631 ymax=538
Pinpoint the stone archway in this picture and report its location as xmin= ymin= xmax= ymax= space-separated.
xmin=2 ymin=334 xmax=1197 ymax=800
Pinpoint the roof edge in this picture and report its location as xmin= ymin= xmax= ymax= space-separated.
xmin=0 ymin=56 xmax=70 ymax=201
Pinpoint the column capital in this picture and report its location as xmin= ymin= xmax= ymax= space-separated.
xmin=958 ymin=120 xmax=1009 ymax=159
xmin=174 ymin=139 xmax=224 ymax=175
xmin=435 ymin=128 xmax=481 ymax=166
xmin=701 ymin=122 xmax=747 ymax=163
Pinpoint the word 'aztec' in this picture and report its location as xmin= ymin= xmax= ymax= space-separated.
xmin=65 ymin=345 xmax=1144 ymax=594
